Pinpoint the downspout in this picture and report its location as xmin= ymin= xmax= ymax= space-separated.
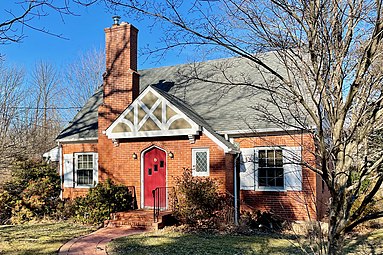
xmin=234 ymin=153 xmax=240 ymax=225
xmin=58 ymin=141 xmax=63 ymax=200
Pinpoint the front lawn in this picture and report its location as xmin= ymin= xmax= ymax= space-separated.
xmin=345 ymin=228 xmax=383 ymax=254
xmin=0 ymin=221 xmax=97 ymax=255
xmin=109 ymin=227 xmax=383 ymax=255
xmin=108 ymin=230 xmax=300 ymax=255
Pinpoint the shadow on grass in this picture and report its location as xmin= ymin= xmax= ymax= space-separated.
xmin=109 ymin=231 xmax=302 ymax=255
xmin=344 ymin=229 xmax=383 ymax=255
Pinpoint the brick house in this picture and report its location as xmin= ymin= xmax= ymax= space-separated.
xmin=56 ymin=20 xmax=328 ymax=221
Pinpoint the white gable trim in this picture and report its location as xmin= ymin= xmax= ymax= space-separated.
xmin=105 ymin=86 xmax=201 ymax=139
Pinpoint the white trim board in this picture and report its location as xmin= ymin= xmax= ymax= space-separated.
xmin=105 ymin=86 xmax=201 ymax=139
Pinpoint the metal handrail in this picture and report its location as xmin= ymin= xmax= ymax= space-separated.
xmin=152 ymin=186 xmax=177 ymax=222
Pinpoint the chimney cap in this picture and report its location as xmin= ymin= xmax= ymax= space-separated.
xmin=112 ymin=16 xmax=121 ymax=25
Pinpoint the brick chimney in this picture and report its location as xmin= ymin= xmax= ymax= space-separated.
xmin=99 ymin=17 xmax=139 ymax=130
xmin=97 ymin=18 xmax=139 ymax=183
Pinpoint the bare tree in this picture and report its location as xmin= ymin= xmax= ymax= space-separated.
xmin=0 ymin=60 xmax=66 ymax=186
xmin=79 ymin=0 xmax=383 ymax=254
xmin=63 ymin=47 xmax=104 ymax=115
xmin=0 ymin=63 xmax=25 ymax=181
xmin=27 ymin=61 xmax=62 ymax=157
xmin=0 ymin=0 xmax=75 ymax=46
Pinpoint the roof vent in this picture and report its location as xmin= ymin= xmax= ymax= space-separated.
xmin=112 ymin=16 xmax=121 ymax=25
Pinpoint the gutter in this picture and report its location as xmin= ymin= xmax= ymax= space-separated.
xmin=56 ymin=137 xmax=98 ymax=143
xmin=58 ymin=141 xmax=63 ymax=200
xmin=234 ymin=153 xmax=240 ymax=225
xmin=217 ymin=126 xmax=316 ymax=136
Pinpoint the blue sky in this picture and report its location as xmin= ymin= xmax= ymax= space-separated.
xmin=1 ymin=2 xmax=193 ymax=71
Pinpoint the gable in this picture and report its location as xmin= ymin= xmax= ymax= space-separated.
xmin=105 ymin=86 xmax=201 ymax=139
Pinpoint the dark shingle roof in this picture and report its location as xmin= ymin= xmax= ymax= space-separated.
xmin=139 ymin=55 xmax=308 ymax=132
xmin=57 ymin=55 xmax=310 ymax=142
xmin=151 ymin=86 xmax=237 ymax=151
xmin=56 ymin=88 xmax=102 ymax=141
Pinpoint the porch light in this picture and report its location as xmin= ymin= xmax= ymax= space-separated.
xmin=168 ymin=151 xmax=174 ymax=159
xmin=132 ymin=152 xmax=138 ymax=159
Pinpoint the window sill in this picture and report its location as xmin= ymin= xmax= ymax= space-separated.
xmin=192 ymin=173 xmax=209 ymax=177
xmin=255 ymin=187 xmax=287 ymax=192
xmin=240 ymin=187 xmax=287 ymax=192
xmin=75 ymin=185 xmax=95 ymax=189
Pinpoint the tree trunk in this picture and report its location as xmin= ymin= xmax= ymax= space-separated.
xmin=327 ymin=200 xmax=346 ymax=255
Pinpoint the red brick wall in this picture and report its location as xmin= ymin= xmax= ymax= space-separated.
xmin=60 ymin=132 xmax=324 ymax=221
xmin=97 ymin=133 xmax=232 ymax=207
xmin=235 ymin=132 xmax=320 ymax=220
xmin=316 ymin=171 xmax=330 ymax=219
xmin=61 ymin=133 xmax=233 ymax=208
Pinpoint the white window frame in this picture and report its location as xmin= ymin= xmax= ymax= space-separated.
xmin=257 ymin=148 xmax=284 ymax=191
xmin=74 ymin=152 xmax=98 ymax=188
xmin=239 ymin=146 xmax=302 ymax=192
xmin=192 ymin=148 xmax=210 ymax=177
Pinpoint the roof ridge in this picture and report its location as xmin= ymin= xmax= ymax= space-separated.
xmin=139 ymin=55 xmax=242 ymax=72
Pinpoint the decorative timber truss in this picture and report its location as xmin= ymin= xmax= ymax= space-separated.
xmin=105 ymin=86 xmax=201 ymax=139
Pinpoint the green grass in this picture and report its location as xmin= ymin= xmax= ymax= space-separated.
xmin=108 ymin=231 xmax=301 ymax=255
xmin=109 ymin=228 xmax=383 ymax=255
xmin=0 ymin=221 xmax=97 ymax=255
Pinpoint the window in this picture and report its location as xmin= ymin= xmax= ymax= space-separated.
xmin=258 ymin=149 xmax=284 ymax=188
xmin=239 ymin=147 xmax=302 ymax=191
xmin=75 ymin=153 xmax=97 ymax=187
xmin=192 ymin=148 xmax=209 ymax=176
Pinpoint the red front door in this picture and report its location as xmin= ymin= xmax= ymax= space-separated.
xmin=144 ymin=147 xmax=166 ymax=207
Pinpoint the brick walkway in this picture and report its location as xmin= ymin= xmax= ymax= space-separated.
xmin=58 ymin=227 xmax=146 ymax=255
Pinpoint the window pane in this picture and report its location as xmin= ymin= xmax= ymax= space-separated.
xmin=276 ymin=177 xmax=284 ymax=187
xmin=77 ymin=155 xmax=83 ymax=169
xmin=259 ymin=168 xmax=267 ymax=178
xmin=267 ymin=177 xmax=275 ymax=186
xmin=258 ymin=148 xmax=284 ymax=188
xmin=195 ymin=151 xmax=207 ymax=172
xmin=259 ymin=150 xmax=266 ymax=167
xmin=259 ymin=177 xmax=267 ymax=186
xmin=77 ymin=170 xmax=93 ymax=185
xmin=267 ymin=150 xmax=274 ymax=167
xmin=87 ymin=157 xmax=93 ymax=169
xmin=77 ymin=154 xmax=93 ymax=170
xmin=275 ymin=150 xmax=283 ymax=167
xmin=276 ymin=168 xmax=284 ymax=178
xmin=78 ymin=174 xmax=83 ymax=184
